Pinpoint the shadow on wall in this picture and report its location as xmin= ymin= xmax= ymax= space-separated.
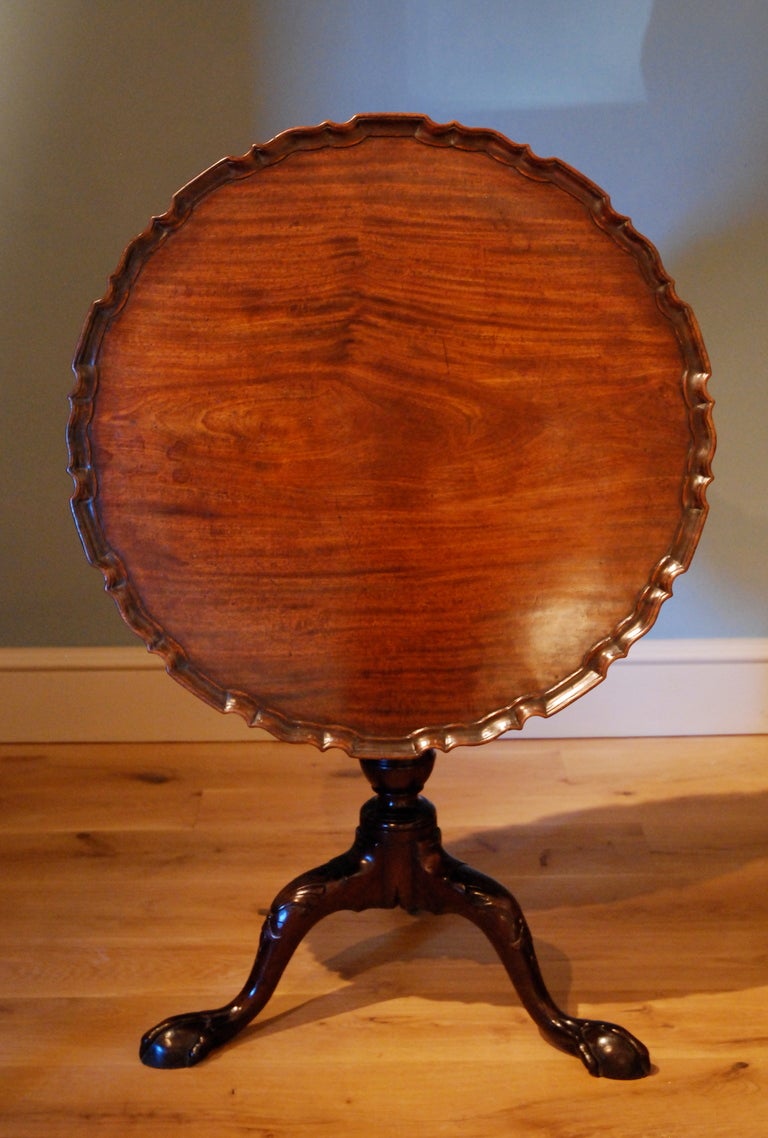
xmin=638 ymin=2 xmax=768 ymax=637
xmin=660 ymin=209 xmax=768 ymax=637
xmin=6 ymin=0 xmax=765 ymax=646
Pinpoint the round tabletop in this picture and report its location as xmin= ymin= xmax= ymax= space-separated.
xmin=68 ymin=115 xmax=714 ymax=757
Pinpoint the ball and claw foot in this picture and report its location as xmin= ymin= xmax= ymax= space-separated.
xmin=140 ymin=1013 xmax=232 ymax=1069
xmin=139 ymin=1013 xmax=651 ymax=1078
xmin=569 ymin=1018 xmax=651 ymax=1080
xmin=138 ymin=756 xmax=654 ymax=1080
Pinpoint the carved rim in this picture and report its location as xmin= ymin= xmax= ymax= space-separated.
xmin=67 ymin=113 xmax=715 ymax=759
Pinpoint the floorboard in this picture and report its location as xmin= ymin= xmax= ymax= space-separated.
xmin=1 ymin=736 xmax=767 ymax=1136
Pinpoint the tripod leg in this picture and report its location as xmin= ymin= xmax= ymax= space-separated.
xmin=139 ymin=845 xmax=375 ymax=1069
xmin=431 ymin=855 xmax=651 ymax=1080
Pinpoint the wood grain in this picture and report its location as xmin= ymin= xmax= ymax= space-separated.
xmin=68 ymin=115 xmax=714 ymax=755
xmin=1 ymin=736 xmax=766 ymax=1136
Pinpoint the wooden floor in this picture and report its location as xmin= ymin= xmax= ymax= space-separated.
xmin=1 ymin=735 xmax=767 ymax=1136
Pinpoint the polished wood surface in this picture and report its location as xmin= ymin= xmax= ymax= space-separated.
xmin=68 ymin=115 xmax=714 ymax=756
xmin=2 ymin=736 xmax=766 ymax=1136
xmin=137 ymin=750 xmax=650 ymax=1076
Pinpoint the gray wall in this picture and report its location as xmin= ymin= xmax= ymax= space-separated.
xmin=2 ymin=0 xmax=766 ymax=646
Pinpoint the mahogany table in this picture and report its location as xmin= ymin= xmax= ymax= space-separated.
xmin=68 ymin=115 xmax=714 ymax=1078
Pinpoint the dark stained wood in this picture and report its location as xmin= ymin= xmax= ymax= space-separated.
xmin=5 ymin=734 xmax=768 ymax=1132
xmin=66 ymin=116 xmax=715 ymax=1075
xmin=68 ymin=114 xmax=713 ymax=757
xmin=138 ymin=751 xmax=650 ymax=1077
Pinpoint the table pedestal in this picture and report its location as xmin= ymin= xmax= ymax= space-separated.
xmin=139 ymin=751 xmax=651 ymax=1079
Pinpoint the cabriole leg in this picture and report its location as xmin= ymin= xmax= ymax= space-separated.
xmin=140 ymin=749 xmax=650 ymax=1078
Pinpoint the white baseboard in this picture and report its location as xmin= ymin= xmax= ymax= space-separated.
xmin=2 ymin=639 xmax=766 ymax=743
